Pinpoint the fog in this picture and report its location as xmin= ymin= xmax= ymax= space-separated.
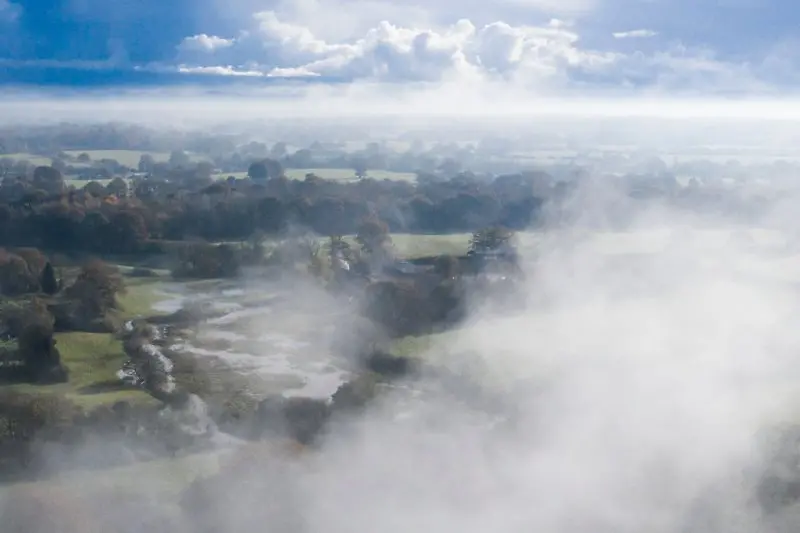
xmin=282 ymin=208 xmax=800 ymax=533
xmin=8 ymin=83 xmax=800 ymax=127
xmin=6 ymin=87 xmax=800 ymax=530
xmin=6 ymin=178 xmax=800 ymax=532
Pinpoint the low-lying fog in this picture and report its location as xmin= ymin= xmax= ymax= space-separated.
xmin=293 ymin=219 xmax=800 ymax=533
xmin=73 ymin=208 xmax=800 ymax=531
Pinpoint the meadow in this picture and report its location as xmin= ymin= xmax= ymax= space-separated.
xmin=212 ymin=168 xmax=417 ymax=182
xmin=4 ymin=150 xmax=209 ymax=169
xmin=62 ymin=150 xmax=210 ymax=167
xmin=0 ymin=271 xmax=169 ymax=410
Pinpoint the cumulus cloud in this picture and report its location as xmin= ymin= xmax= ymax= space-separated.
xmin=613 ymin=29 xmax=658 ymax=39
xmin=171 ymin=14 xmax=619 ymax=87
xmin=165 ymin=11 xmax=785 ymax=96
xmin=178 ymin=34 xmax=236 ymax=52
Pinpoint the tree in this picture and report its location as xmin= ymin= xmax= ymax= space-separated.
xmin=248 ymin=159 xmax=283 ymax=180
xmin=255 ymin=196 xmax=286 ymax=233
xmin=169 ymin=150 xmax=191 ymax=168
xmin=106 ymin=177 xmax=128 ymax=198
xmin=138 ymin=154 xmax=156 ymax=173
xmin=65 ymin=260 xmax=125 ymax=320
xmin=15 ymin=248 xmax=46 ymax=277
xmin=247 ymin=161 xmax=268 ymax=180
xmin=195 ymin=161 xmax=215 ymax=180
xmin=0 ymin=252 xmax=39 ymax=296
xmin=18 ymin=317 xmax=67 ymax=384
xmin=469 ymin=226 xmax=515 ymax=254
xmin=40 ymin=262 xmax=58 ymax=295
xmin=31 ymin=166 xmax=64 ymax=195
xmin=77 ymin=152 xmax=91 ymax=163
xmin=270 ymin=141 xmax=288 ymax=159
xmin=82 ymin=181 xmax=105 ymax=197
xmin=356 ymin=216 xmax=391 ymax=256
xmin=105 ymin=210 xmax=148 ymax=253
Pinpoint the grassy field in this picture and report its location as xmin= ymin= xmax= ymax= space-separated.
xmin=2 ymin=153 xmax=55 ymax=166
xmin=65 ymin=178 xmax=116 ymax=188
xmin=0 ymin=274 xmax=168 ymax=410
xmin=3 ymin=332 xmax=156 ymax=410
xmin=3 ymin=150 xmax=210 ymax=169
xmin=387 ymin=233 xmax=470 ymax=258
xmin=63 ymin=150 xmax=209 ymax=168
xmin=212 ymin=168 xmax=417 ymax=182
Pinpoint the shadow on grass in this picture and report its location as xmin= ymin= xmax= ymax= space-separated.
xmin=77 ymin=380 xmax=136 ymax=395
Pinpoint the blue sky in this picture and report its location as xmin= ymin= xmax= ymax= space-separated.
xmin=1 ymin=0 xmax=799 ymax=97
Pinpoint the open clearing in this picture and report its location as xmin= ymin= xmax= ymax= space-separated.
xmin=2 ymin=153 xmax=55 ymax=166
xmin=0 ymin=275 xmax=167 ymax=410
xmin=2 ymin=150 xmax=210 ymax=169
xmin=213 ymin=168 xmax=416 ymax=182
xmin=63 ymin=150 xmax=210 ymax=167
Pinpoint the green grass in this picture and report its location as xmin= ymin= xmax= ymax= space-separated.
xmin=1 ymin=153 xmax=54 ymax=166
xmin=63 ymin=150 xmax=210 ymax=168
xmin=4 ymin=332 xmax=155 ymax=410
xmin=65 ymin=178 xmax=118 ymax=188
xmin=212 ymin=171 xmax=249 ymax=180
xmin=0 ymin=274 xmax=170 ymax=410
xmin=117 ymin=277 xmax=169 ymax=319
xmin=285 ymin=168 xmax=416 ymax=182
xmin=387 ymin=233 xmax=470 ymax=258
xmin=212 ymin=168 xmax=417 ymax=182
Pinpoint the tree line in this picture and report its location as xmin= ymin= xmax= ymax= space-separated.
xmin=0 ymin=162 xmax=547 ymax=255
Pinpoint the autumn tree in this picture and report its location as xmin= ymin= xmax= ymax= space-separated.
xmin=106 ymin=177 xmax=128 ymax=198
xmin=356 ymin=216 xmax=393 ymax=271
xmin=0 ymin=251 xmax=39 ymax=296
xmin=355 ymin=216 xmax=391 ymax=255
xmin=64 ymin=260 xmax=125 ymax=323
xmin=105 ymin=210 xmax=148 ymax=253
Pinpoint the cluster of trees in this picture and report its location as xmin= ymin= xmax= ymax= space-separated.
xmin=0 ymin=250 xmax=127 ymax=386
xmin=0 ymin=163 xmax=546 ymax=257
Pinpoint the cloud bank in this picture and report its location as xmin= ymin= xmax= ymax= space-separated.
xmin=164 ymin=12 xmax=778 ymax=95
xmin=1 ymin=0 xmax=800 ymax=98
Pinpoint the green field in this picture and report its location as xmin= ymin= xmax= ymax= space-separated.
xmin=3 ymin=331 xmax=156 ymax=410
xmin=1 ymin=153 xmax=55 ymax=166
xmin=64 ymin=178 xmax=117 ymax=188
xmin=0 ymin=275 xmax=167 ymax=410
xmin=213 ymin=168 xmax=417 ymax=182
xmin=3 ymin=150 xmax=210 ymax=169
xmin=63 ymin=150 xmax=209 ymax=168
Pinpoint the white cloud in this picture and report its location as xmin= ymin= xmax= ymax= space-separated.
xmin=162 ymin=8 xmax=800 ymax=98
xmin=174 ymin=14 xmax=618 ymax=87
xmin=178 ymin=34 xmax=236 ymax=52
xmin=612 ymin=29 xmax=658 ymax=39
xmin=177 ymin=65 xmax=264 ymax=76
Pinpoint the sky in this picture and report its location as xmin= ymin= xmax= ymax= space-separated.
xmin=1 ymin=0 xmax=800 ymax=106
